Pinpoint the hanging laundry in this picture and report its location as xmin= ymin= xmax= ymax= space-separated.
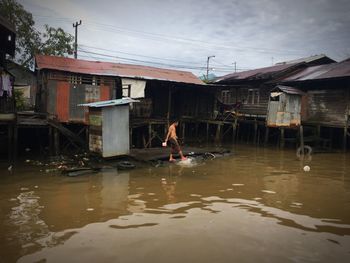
xmin=1 ymin=73 xmax=12 ymax=97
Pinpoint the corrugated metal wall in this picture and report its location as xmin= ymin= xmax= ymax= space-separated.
xmin=102 ymin=105 xmax=130 ymax=157
xmin=46 ymin=79 xmax=113 ymax=123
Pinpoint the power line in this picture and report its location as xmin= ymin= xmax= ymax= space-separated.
xmin=32 ymin=14 xmax=305 ymax=55
xmin=77 ymin=48 xmax=248 ymax=72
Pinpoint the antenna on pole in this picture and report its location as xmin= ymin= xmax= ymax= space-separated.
xmin=73 ymin=20 xmax=82 ymax=59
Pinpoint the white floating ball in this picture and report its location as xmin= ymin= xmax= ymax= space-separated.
xmin=303 ymin=165 xmax=310 ymax=172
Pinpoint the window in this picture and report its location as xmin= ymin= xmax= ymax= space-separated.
xmin=122 ymin=84 xmax=131 ymax=97
xmin=221 ymin=90 xmax=234 ymax=104
xmin=69 ymin=74 xmax=82 ymax=85
xmin=246 ymin=89 xmax=260 ymax=104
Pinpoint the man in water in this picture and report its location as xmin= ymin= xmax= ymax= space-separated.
xmin=164 ymin=121 xmax=187 ymax=162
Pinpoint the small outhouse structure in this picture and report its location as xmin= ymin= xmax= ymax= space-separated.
xmin=267 ymin=85 xmax=305 ymax=127
xmin=80 ymin=98 xmax=136 ymax=158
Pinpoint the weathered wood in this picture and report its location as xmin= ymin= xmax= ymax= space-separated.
xmin=299 ymin=125 xmax=304 ymax=155
xmin=215 ymin=124 xmax=222 ymax=143
xmin=253 ymin=120 xmax=258 ymax=144
xmin=343 ymin=126 xmax=347 ymax=152
xmin=280 ymin=127 xmax=285 ymax=148
xmin=13 ymin=125 xmax=18 ymax=160
xmin=8 ymin=124 xmax=13 ymax=161
xmin=182 ymin=123 xmax=186 ymax=144
xmin=54 ymin=128 xmax=60 ymax=155
xmin=148 ymin=123 xmax=152 ymax=148
xmin=206 ymin=122 xmax=209 ymax=142
xmin=264 ymin=126 xmax=269 ymax=145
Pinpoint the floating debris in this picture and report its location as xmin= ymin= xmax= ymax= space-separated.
xmin=86 ymin=208 xmax=94 ymax=211
xmin=261 ymin=190 xmax=276 ymax=194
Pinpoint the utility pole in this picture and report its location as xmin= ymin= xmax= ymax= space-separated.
xmin=234 ymin=61 xmax=237 ymax=72
xmin=73 ymin=20 xmax=82 ymax=59
xmin=206 ymin=55 xmax=215 ymax=80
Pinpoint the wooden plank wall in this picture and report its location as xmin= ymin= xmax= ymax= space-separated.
xmin=304 ymin=89 xmax=347 ymax=127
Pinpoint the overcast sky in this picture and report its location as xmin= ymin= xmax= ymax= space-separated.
xmin=19 ymin=0 xmax=350 ymax=76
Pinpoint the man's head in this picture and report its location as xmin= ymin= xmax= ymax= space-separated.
xmin=172 ymin=120 xmax=179 ymax=126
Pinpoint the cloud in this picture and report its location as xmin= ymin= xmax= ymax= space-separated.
xmin=19 ymin=0 xmax=350 ymax=75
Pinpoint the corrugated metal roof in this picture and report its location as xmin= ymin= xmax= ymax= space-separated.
xmin=273 ymin=85 xmax=305 ymax=95
xmin=215 ymin=63 xmax=299 ymax=83
xmin=281 ymin=60 xmax=350 ymax=82
xmin=79 ymin=97 xmax=138 ymax=108
xmin=35 ymin=55 xmax=204 ymax=85
xmin=275 ymin=54 xmax=335 ymax=65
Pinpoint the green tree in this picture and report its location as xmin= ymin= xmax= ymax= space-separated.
xmin=0 ymin=0 xmax=74 ymax=68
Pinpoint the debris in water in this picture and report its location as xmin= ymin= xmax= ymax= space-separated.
xmin=86 ymin=208 xmax=94 ymax=211
xmin=8 ymin=165 xmax=12 ymax=172
xmin=232 ymin=184 xmax=244 ymax=186
xmin=262 ymin=190 xmax=276 ymax=194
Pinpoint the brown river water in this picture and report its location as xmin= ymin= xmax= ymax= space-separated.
xmin=1 ymin=145 xmax=350 ymax=263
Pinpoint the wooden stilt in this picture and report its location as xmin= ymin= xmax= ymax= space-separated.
xmin=299 ymin=125 xmax=304 ymax=155
xmin=343 ymin=126 xmax=347 ymax=152
xmin=13 ymin=125 xmax=18 ymax=160
xmin=8 ymin=124 xmax=13 ymax=161
xmin=182 ymin=122 xmax=186 ymax=144
xmin=148 ymin=123 xmax=152 ymax=148
xmin=130 ymin=127 xmax=133 ymax=148
xmin=142 ymin=133 xmax=146 ymax=148
xmin=232 ymin=123 xmax=237 ymax=143
xmin=329 ymin=127 xmax=333 ymax=149
xmin=280 ymin=127 xmax=285 ymax=148
xmin=264 ymin=126 xmax=269 ymax=146
xmin=206 ymin=122 xmax=209 ymax=142
xmin=54 ymin=128 xmax=60 ymax=155
xmin=215 ymin=124 xmax=222 ymax=143
xmin=253 ymin=120 xmax=258 ymax=145
xmin=49 ymin=126 xmax=53 ymax=155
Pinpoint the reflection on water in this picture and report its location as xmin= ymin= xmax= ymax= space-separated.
xmin=1 ymin=145 xmax=350 ymax=262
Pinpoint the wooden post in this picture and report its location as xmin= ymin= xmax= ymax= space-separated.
xmin=264 ymin=126 xmax=269 ymax=146
xmin=280 ymin=127 xmax=285 ymax=148
xmin=299 ymin=125 xmax=304 ymax=155
xmin=54 ymin=128 xmax=60 ymax=155
xmin=215 ymin=123 xmax=222 ymax=143
xmin=232 ymin=123 xmax=236 ymax=143
xmin=343 ymin=126 xmax=347 ymax=152
xmin=148 ymin=123 xmax=152 ymax=148
xmin=130 ymin=127 xmax=133 ymax=148
xmin=182 ymin=122 xmax=186 ymax=144
xmin=253 ymin=120 xmax=258 ymax=145
xmin=13 ymin=125 xmax=18 ymax=160
xmin=8 ymin=124 xmax=13 ymax=161
xmin=206 ymin=122 xmax=209 ymax=142
xmin=49 ymin=126 xmax=53 ymax=155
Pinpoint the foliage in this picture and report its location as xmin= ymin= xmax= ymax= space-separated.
xmin=0 ymin=0 xmax=74 ymax=68
xmin=14 ymin=89 xmax=26 ymax=111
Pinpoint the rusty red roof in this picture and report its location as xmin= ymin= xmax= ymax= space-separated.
xmin=215 ymin=63 xmax=299 ymax=83
xmin=281 ymin=60 xmax=350 ymax=82
xmin=35 ymin=55 xmax=204 ymax=85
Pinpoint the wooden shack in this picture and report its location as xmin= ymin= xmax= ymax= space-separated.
xmin=267 ymin=85 xmax=304 ymax=127
xmin=80 ymin=98 xmax=136 ymax=158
